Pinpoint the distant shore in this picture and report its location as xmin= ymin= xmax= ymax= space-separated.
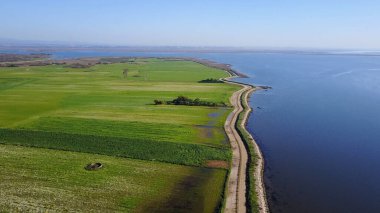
xmin=0 ymin=53 xmax=246 ymax=78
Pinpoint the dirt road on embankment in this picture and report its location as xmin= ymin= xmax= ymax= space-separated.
xmin=223 ymin=77 xmax=268 ymax=213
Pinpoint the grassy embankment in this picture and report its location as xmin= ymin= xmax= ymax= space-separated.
xmin=0 ymin=58 xmax=240 ymax=212
xmin=235 ymin=88 xmax=260 ymax=213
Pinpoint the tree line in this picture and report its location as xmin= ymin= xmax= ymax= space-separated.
xmin=154 ymin=96 xmax=228 ymax=107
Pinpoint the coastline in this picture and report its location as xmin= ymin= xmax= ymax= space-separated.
xmin=241 ymin=87 xmax=268 ymax=213
xmin=0 ymin=53 xmax=268 ymax=212
xmin=222 ymin=72 xmax=268 ymax=212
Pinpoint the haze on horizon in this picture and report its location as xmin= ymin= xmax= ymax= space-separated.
xmin=2 ymin=0 xmax=380 ymax=50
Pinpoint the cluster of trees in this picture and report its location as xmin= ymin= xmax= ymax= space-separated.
xmin=154 ymin=96 xmax=227 ymax=107
xmin=198 ymin=78 xmax=223 ymax=83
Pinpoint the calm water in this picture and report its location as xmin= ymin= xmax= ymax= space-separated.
xmin=222 ymin=53 xmax=380 ymax=213
xmin=4 ymin=50 xmax=380 ymax=212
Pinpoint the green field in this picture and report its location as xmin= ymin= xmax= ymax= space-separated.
xmin=0 ymin=144 xmax=226 ymax=212
xmin=0 ymin=59 xmax=237 ymax=147
xmin=0 ymin=58 xmax=239 ymax=212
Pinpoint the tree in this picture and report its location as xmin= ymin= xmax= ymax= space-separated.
xmin=154 ymin=99 xmax=163 ymax=105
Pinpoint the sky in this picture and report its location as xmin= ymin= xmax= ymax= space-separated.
xmin=2 ymin=0 xmax=380 ymax=49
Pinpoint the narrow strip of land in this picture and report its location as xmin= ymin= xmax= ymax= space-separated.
xmin=241 ymin=88 xmax=268 ymax=213
xmin=223 ymin=81 xmax=249 ymax=213
xmin=223 ymin=76 xmax=268 ymax=213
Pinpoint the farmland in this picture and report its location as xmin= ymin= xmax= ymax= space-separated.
xmin=0 ymin=58 xmax=240 ymax=212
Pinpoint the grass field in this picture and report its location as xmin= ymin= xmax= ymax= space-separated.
xmin=0 ymin=128 xmax=230 ymax=166
xmin=0 ymin=58 xmax=239 ymax=212
xmin=0 ymin=144 xmax=226 ymax=212
xmin=0 ymin=59 xmax=237 ymax=147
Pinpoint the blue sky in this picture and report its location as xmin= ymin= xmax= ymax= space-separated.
xmin=2 ymin=0 xmax=380 ymax=49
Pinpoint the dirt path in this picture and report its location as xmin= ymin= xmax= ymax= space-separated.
xmin=223 ymin=78 xmax=249 ymax=213
xmin=223 ymin=77 xmax=268 ymax=213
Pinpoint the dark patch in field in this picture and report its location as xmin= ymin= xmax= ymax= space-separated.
xmin=196 ymin=111 xmax=223 ymax=139
xmin=140 ymin=168 xmax=216 ymax=213
xmin=85 ymin=162 xmax=103 ymax=170
xmin=196 ymin=125 xmax=214 ymax=139
xmin=196 ymin=109 xmax=229 ymax=145
xmin=208 ymin=112 xmax=221 ymax=118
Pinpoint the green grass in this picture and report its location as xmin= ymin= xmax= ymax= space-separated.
xmin=0 ymin=58 xmax=240 ymax=212
xmin=21 ymin=116 xmax=201 ymax=145
xmin=0 ymin=144 xmax=226 ymax=212
xmin=0 ymin=128 xmax=230 ymax=166
xmin=0 ymin=59 xmax=237 ymax=148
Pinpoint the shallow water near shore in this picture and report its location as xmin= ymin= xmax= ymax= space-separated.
xmin=4 ymin=50 xmax=380 ymax=212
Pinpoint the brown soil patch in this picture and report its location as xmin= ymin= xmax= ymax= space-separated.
xmin=205 ymin=160 xmax=229 ymax=169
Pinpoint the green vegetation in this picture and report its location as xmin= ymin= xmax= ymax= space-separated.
xmin=20 ymin=116 xmax=200 ymax=145
xmin=235 ymin=89 xmax=259 ymax=213
xmin=0 ymin=58 xmax=240 ymax=212
xmin=0 ymin=59 xmax=237 ymax=147
xmin=198 ymin=78 xmax=223 ymax=83
xmin=155 ymin=95 xmax=228 ymax=107
xmin=0 ymin=144 xmax=227 ymax=212
xmin=0 ymin=128 xmax=230 ymax=166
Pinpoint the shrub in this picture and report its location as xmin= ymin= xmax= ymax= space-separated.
xmin=154 ymin=99 xmax=163 ymax=105
xmin=198 ymin=78 xmax=223 ymax=83
xmin=160 ymin=96 xmax=228 ymax=107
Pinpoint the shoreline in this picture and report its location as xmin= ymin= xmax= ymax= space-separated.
xmin=0 ymin=53 xmax=268 ymax=212
xmin=241 ymin=87 xmax=268 ymax=213
xmin=222 ymin=74 xmax=268 ymax=212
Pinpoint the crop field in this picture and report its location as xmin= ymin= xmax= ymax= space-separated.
xmin=0 ymin=128 xmax=229 ymax=166
xmin=0 ymin=58 xmax=239 ymax=212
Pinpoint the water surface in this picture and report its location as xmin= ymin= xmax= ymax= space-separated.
xmin=227 ymin=53 xmax=380 ymax=213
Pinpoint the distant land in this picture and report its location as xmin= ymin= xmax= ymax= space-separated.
xmin=1 ymin=38 xmax=380 ymax=56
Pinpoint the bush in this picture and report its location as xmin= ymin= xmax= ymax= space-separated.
xmin=154 ymin=99 xmax=163 ymax=105
xmin=160 ymin=96 xmax=228 ymax=107
xmin=198 ymin=78 xmax=223 ymax=83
